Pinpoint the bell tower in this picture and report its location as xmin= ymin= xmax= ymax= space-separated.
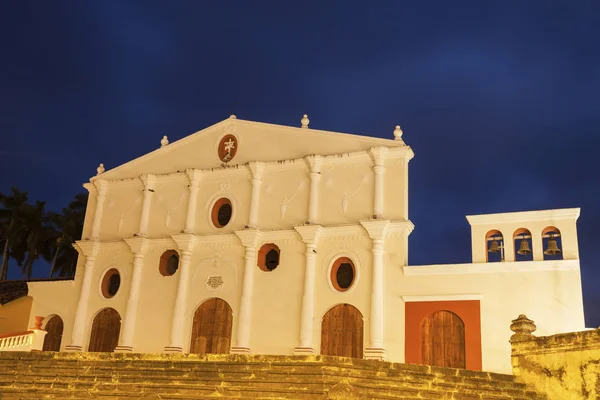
xmin=465 ymin=208 xmax=580 ymax=263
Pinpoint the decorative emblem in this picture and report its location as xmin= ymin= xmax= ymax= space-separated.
xmin=218 ymin=134 xmax=238 ymax=163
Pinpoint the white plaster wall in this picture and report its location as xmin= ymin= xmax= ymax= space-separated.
xmin=100 ymin=184 xmax=143 ymax=241
xmin=401 ymin=260 xmax=585 ymax=374
xmin=147 ymin=175 xmax=188 ymax=237
xmin=259 ymin=166 xmax=309 ymax=229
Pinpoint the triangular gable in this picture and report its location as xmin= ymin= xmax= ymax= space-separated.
xmin=94 ymin=117 xmax=409 ymax=181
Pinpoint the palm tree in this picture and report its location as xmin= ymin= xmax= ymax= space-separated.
xmin=15 ymin=201 xmax=54 ymax=280
xmin=49 ymin=193 xmax=87 ymax=278
xmin=0 ymin=188 xmax=29 ymax=281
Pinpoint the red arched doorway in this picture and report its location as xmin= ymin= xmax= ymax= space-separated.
xmin=321 ymin=304 xmax=363 ymax=358
xmin=421 ymin=310 xmax=465 ymax=368
xmin=88 ymin=308 xmax=121 ymax=352
xmin=189 ymin=298 xmax=233 ymax=354
xmin=42 ymin=315 xmax=63 ymax=351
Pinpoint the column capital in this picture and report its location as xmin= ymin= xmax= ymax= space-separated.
xmin=139 ymin=174 xmax=156 ymax=191
xmin=185 ymin=169 xmax=202 ymax=187
xmin=368 ymin=147 xmax=389 ymax=166
xmin=170 ymin=234 xmax=197 ymax=252
xmin=73 ymin=240 xmax=100 ymax=258
xmin=124 ymin=237 xmax=150 ymax=255
xmin=388 ymin=146 xmax=415 ymax=163
xmin=294 ymin=225 xmax=323 ymax=244
xmin=93 ymin=179 xmax=108 ymax=196
xmin=304 ymin=155 xmax=323 ymax=173
xmin=248 ymin=161 xmax=265 ymax=180
xmin=83 ymin=182 xmax=97 ymax=194
xmin=360 ymin=220 xmax=390 ymax=240
xmin=234 ymin=229 xmax=261 ymax=248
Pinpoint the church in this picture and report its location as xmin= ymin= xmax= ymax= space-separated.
xmin=0 ymin=115 xmax=585 ymax=374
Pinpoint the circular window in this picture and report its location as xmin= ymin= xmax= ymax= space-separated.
xmin=101 ymin=269 xmax=121 ymax=298
xmin=330 ymin=257 xmax=355 ymax=292
xmin=211 ymin=198 xmax=232 ymax=228
xmin=159 ymin=250 xmax=179 ymax=276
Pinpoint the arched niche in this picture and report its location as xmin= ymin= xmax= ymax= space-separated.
xmin=542 ymin=226 xmax=563 ymax=260
xmin=513 ymin=228 xmax=533 ymax=262
xmin=485 ymin=230 xmax=504 ymax=263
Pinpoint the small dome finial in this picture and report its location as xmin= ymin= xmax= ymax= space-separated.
xmin=161 ymin=135 xmax=169 ymax=148
xmin=301 ymin=114 xmax=310 ymax=129
xmin=97 ymin=163 xmax=105 ymax=175
xmin=393 ymin=125 xmax=403 ymax=140
xmin=230 ymin=114 xmax=237 ymax=119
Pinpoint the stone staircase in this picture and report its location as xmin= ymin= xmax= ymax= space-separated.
xmin=0 ymin=352 xmax=546 ymax=399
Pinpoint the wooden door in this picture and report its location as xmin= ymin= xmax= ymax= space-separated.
xmin=88 ymin=308 xmax=121 ymax=352
xmin=42 ymin=315 xmax=63 ymax=351
xmin=421 ymin=310 xmax=465 ymax=368
xmin=189 ymin=298 xmax=233 ymax=354
xmin=321 ymin=304 xmax=363 ymax=358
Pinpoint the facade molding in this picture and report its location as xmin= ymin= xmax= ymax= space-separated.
xmin=466 ymin=208 xmax=581 ymax=226
xmin=401 ymin=294 xmax=484 ymax=302
xmin=404 ymin=259 xmax=580 ymax=276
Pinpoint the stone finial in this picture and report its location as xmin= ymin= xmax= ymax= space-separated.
xmin=230 ymin=114 xmax=237 ymax=119
xmin=96 ymin=163 xmax=105 ymax=175
xmin=34 ymin=316 xmax=44 ymax=330
xmin=301 ymin=114 xmax=310 ymax=129
xmin=393 ymin=125 xmax=403 ymax=140
xmin=510 ymin=314 xmax=537 ymax=342
xmin=161 ymin=135 xmax=169 ymax=148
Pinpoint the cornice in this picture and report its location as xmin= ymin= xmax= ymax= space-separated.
xmin=466 ymin=208 xmax=581 ymax=226
xmin=403 ymin=259 xmax=580 ymax=276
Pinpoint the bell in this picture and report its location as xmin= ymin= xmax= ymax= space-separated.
xmin=517 ymin=239 xmax=531 ymax=256
xmin=488 ymin=240 xmax=500 ymax=253
xmin=544 ymin=238 xmax=562 ymax=255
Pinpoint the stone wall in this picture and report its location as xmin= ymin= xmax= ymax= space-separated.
xmin=510 ymin=314 xmax=600 ymax=399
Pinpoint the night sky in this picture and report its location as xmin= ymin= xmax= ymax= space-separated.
xmin=1 ymin=1 xmax=599 ymax=326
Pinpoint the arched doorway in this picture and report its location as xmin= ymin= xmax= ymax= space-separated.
xmin=421 ymin=310 xmax=465 ymax=368
xmin=42 ymin=315 xmax=63 ymax=351
xmin=88 ymin=308 xmax=121 ymax=352
xmin=189 ymin=298 xmax=233 ymax=354
xmin=321 ymin=304 xmax=363 ymax=358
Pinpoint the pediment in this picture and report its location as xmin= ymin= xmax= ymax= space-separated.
xmin=94 ymin=117 xmax=411 ymax=181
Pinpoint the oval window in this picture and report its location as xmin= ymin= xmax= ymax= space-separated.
xmin=331 ymin=257 xmax=356 ymax=292
xmin=159 ymin=250 xmax=179 ymax=276
xmin=101 ymin=269 xmax=121 ymax=298
xmin=211 ymin=198 xmax=232 ymax=228
xmin=257 ymin=243 xmax=280 ymax=272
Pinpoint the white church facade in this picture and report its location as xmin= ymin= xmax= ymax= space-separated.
xmin=4 ymin=115 xmax=585 ymax=374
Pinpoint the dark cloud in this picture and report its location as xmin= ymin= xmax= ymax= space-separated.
xmin=1 ymin=0 xmax=599 ymax=326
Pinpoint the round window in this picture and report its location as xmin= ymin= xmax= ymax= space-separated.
xmin=330 ymin=257 xmax=356 ymax=292
xmin=257 ymin=243 xmax=280 ymax=272
xmin=101 ymin=269 xmax=121 ymax=298
xmin=211 ymin=198 xmax=232 ymax=228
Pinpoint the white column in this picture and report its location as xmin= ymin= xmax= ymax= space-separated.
xmin=137 ymin=175 xmax=155 ymax=236
xmin=293 ymin=225 xmax=322 ymax=354
xmin=90 ymin=180 xmax=108 ymax=240
xmin=360 ymin=219 xmax=389 ymax=360
xmin=164 ymin=249 xmax=192 ymax=352
xmin=370 ymin=239 xmax=384 ymax=348
xmin=247 ymin=162 xmax=264 ymax=228
xmin=305 ymin=155 xmax=322 ymax=224
xmin=231 ymin=229 xmax=260 ymax=354
xmin=184 ymin=169 xmax=201 ymax=233
xmin=65 ymin=241 xmax=99 ymax=351
xmin=369 ymin=147 xmax=388 ymax=219
xmin=115 ymin=238 xmax=147 ymax=352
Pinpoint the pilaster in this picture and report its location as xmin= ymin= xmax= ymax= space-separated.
xmin=137 ymin=174 xmax=156 ymax=236
xmin=115 ymin=238 xmax=149 ymax=352
xmin=164 ymin=234 xmax=196 ymax=353
xmin=368 ymin=147 xmax=389 ymax=219
xmin=90 ymin=180 xmax=108 ymax=240
xmin=294 ymin=224 xmax=323 ymax=355
xmin=184 ymin=169 xmax=202 ymax=233
xmin=247 ymin=162 xmax=265 ymax=229
xmin=231 ymin=229 xmax=261 ymax=354
xmin=65 ymin=240 xmax=100 ymax=352
xmin=305 ymin=155 xmax=323 ymax=224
